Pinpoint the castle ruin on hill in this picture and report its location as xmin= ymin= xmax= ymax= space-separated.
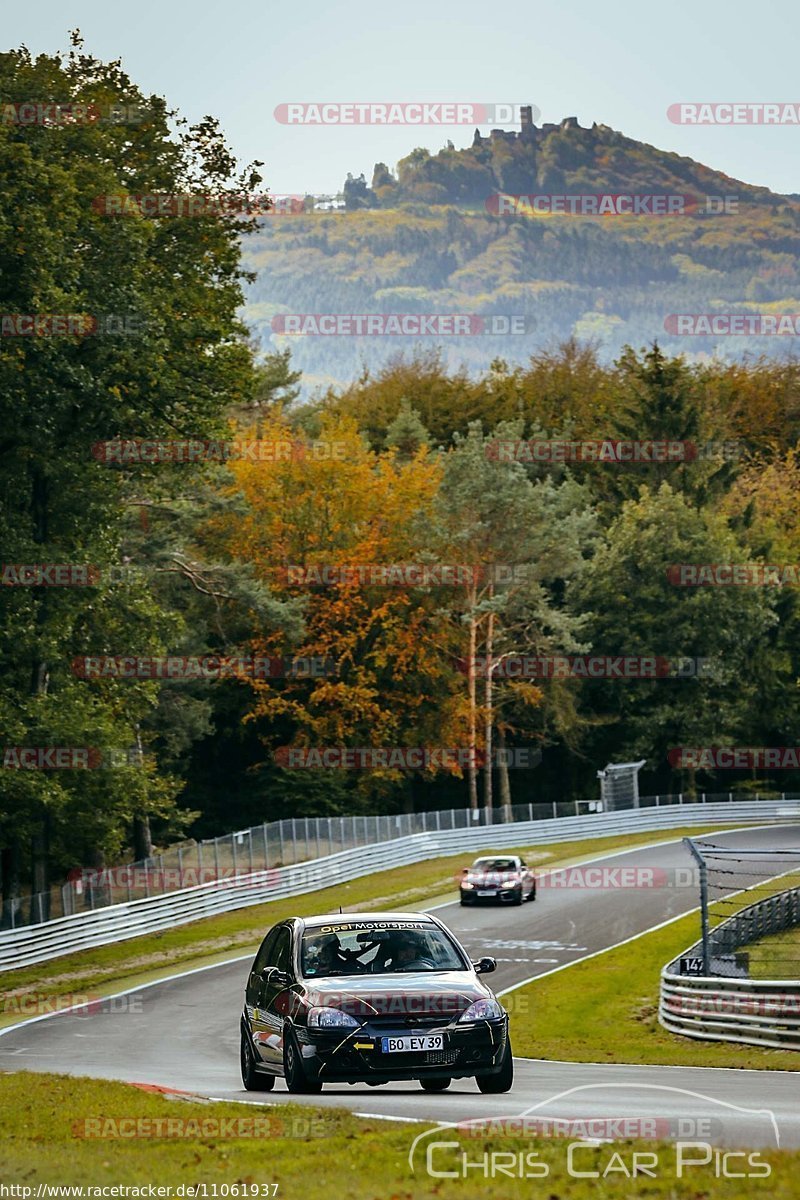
xmin=472 ymin=108 xmax=584 ymax=147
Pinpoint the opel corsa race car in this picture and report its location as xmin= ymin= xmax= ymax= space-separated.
xmin=240 ymin=911 xmax=513 ymax=1094
xmin=459 ymin=854 xmax=536 ymax=905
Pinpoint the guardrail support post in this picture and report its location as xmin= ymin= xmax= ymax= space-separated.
xmin=684 ymin=837 xmax=710 ymax=975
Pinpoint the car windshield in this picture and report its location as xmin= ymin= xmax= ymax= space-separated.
xmin=300 ymin=923 xmax=465 ymax=977
xmin=472 ymin=858 xmax=516 ymax=871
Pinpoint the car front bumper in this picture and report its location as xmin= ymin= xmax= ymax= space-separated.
xmin=460 ymin=885 xmax=523 ymax=903
xmin=295 ymin=1016 xmax=509 ymax=1083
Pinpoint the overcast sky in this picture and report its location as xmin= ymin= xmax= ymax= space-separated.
xmin=5 ymin=0 xmax=799 ymax=196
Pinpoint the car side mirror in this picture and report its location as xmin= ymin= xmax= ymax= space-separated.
xmin=474 ymin=957 xmax=496 ymax=975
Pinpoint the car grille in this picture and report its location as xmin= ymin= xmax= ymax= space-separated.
xmin=368 ymin=1014 xmax=453 ymax=1029
xmin=425 ymin=1049 xmax=459 ymax=1065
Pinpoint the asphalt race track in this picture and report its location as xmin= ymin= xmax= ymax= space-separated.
xmin=2 ymin=824 xmax=800 ymax=1147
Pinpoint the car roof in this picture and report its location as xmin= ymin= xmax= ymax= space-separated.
xmin=298 ymin=911 xmax=443 ymax=929
xmin=473 ymin=854 xmax=520 ymax=862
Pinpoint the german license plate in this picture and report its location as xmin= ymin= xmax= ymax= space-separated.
xmin=477 ymin=889 xmax=497 ymax=896
xmin=381 ymin=1034 xmax=444 ymax=1053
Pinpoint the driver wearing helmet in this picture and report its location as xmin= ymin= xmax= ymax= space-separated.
xmin=386 ymin=929 xmax=434 ymax=970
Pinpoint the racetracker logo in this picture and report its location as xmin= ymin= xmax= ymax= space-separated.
xmin=274 ymin=746 xmax=542 ymax=770
xmin=669 ymin=746 xmax=800 ymax=769
xmin=487 ymin=193 xmax=700 ymax=216
xmin=71 ymin=655 xmax=337 ymax=681
xmin=1 ymin=564 xmax=99 ymax=586
xmin=0 ymin=991 xmax=143 ymax=1018
xmin=665 ymin=314 xmax=800 ymax=336
xmin=537 ymin=866 xmax=700 ymax=889
xmin=279 ymin=564 xmax=525 ymax=587
xmin=459 ymin=655 xmax=716 ymax=680
xmin=273 ymin=102 xmax=539 ymax=125
xmin=71 ymin=1115 xmax=324 ymax=1139
xmin=0 ymin=314 xmax=143 ymax=337
xmin=92 ymin=193 xmax=274 ymax=218
xmin=91 ymin=439 xmax=347 ymax=463
xmin=1 ymin=102 xmax=149 ymax=126
xmin=271 ymin=314 xmax=534 ymax=336
xmin=668 ymin=563 xmax=800 ymax=586
xmin=486 ymin=439 xmax=697 ymax=463
xmin=668 ymin=102 xmax=800 ymax=124
xmin=1 ymin=747 xmax=144 ymax=770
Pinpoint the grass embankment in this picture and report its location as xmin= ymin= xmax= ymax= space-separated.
xmin=748 ymin=925 xmax=800 ymax=980
xmin=507 ymin=900 xmax=800 ymax=1070
xmin=0 ymin=824 xmax=753 ymax=1021
xmin=0 ymin=1071 xmax=796 ymax=1198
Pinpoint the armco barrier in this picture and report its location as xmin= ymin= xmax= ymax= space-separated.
xmin=0 ymin=800 xmax=796 ymax=971
xmin=660 ymin=884 xmax=800 ymax=1050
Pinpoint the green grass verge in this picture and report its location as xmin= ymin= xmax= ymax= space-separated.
xmin=0 ymin=823 xmax=755 ymax=1021
xmin=0 ymin=1071 xmax=796 ymax=1197
xmin=748 ymin=925 xmax=800 ymax=980
xmin=507 ymin=908 xmax=800 ymax=1070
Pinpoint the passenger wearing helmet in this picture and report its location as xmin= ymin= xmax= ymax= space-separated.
xmin=307 ymin=932 xmax=347 ymax=976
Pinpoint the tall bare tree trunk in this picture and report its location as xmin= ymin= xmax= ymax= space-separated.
xmin=497 ymin=726 xmax=512 ymax=820
xmin=467 ymin=588 xmax=478 ymax=811
xmin=483 ymin=605 xmax=495 ymax=818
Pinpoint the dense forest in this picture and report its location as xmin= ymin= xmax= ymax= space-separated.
xmin=3 ymin=44 xmax=800 ymax=915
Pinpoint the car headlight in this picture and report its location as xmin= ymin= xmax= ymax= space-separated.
xmin=458 ymin=998 xmax=504 ymax=1023
xmin=461 ymin=880 xmax=474 ymax=889
xmin=307 ymin=1006 xmax=360 ymax=1028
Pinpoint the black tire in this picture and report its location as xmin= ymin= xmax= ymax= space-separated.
xmin=511 ymin=888 xmax=523 ymax=906
xmin=420 ymin=1077 xmax=451 ymax=1092
xmin=240 ymin=1023 xmax=275 ymax=1091
xmin=283 ymin=1027 xmax=323 ymax=1094
xmin=476 ymin=1040 xmax=513 ymax=1094
xmin=526 ymin=883 xmax=536 ymax=902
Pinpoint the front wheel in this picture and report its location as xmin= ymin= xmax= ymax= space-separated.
xmin=511 ymin=888 xmax=523 ymax=906
xmin=240 ymin=1023 xmax=275 ymax=1091
xmin=420 ymin=1077 xmax=451 ymax=1092
xmin=476 ymin=1041 xmax=513 ymax=1094
xmin=283 ymin=1028 xmax=322 ymax=1094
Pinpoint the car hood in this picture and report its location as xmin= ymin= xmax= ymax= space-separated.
xmin=300 ymin=970 xmax=495 ymax=1020
xmin=465 ymin=870 xmax=518 ymax=882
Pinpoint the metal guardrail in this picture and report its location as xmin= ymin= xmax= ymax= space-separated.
xmin=7 ymin=789 xmax=799 ymax=930
xmin=660 ymin=884 xmax=800 ymax=1050
xmin=1 ymin=799 xmax=795 ymax=972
